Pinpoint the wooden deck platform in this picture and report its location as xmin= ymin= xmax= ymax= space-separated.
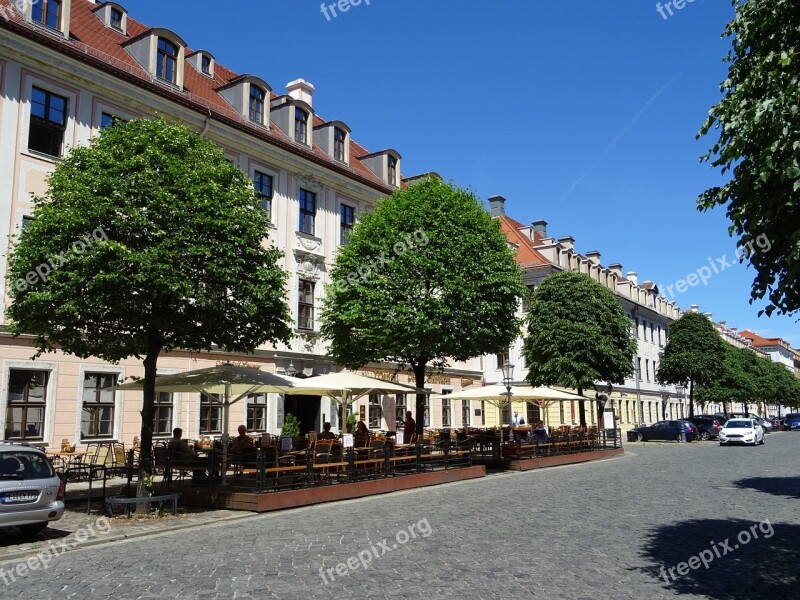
xmin=508 ymin=447 xmax=624 ymax=471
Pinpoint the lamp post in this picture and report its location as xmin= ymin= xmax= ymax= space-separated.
xmin=675 ymin=384 xmax=686 ymax=418
xmin=594 ymin=382 xmax=614 ymax=447
xmin=501 ymin=361 xmax=515 ymax=443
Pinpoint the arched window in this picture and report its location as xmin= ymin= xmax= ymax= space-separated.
xmin=334 ymin=127 xmax=346 ymax=161
xmin=249 ymin=86 xmax=265 ymax=123
xmin=157 ymin=38 xmax=179 ymax=83
xmin=294 ymin=109 xmax=308 ymax=144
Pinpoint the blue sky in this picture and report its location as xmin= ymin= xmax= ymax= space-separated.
xmin=132 ymin=0 xmax=797 ymax=345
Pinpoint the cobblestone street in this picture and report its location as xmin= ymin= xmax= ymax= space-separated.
xmin=2 ymin=434 xmax=798 ymax=599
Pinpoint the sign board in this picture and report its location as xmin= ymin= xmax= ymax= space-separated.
xmin=603 ymin=411 xmax=615 ymax=430
xmin=395 ymin=432 xmax=404 ymax=445
xmin=280 ymin=436 xmax=293 ymax=452
xmin=342 ymin=434 xmax=354 ymax=448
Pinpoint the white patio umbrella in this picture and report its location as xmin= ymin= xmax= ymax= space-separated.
xmin=304 ymin=370 xmax=428 ymax=436
xmin=113 ymin=363 xmax=347 ymax=484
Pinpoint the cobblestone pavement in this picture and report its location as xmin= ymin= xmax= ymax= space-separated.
xmin=1 ymin=433 xmax=799 ymax=599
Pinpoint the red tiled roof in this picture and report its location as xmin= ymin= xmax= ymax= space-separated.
xmin=740 ymin=330 xmax=784 ymax=347
xmin=0 ymin=0 xmax=393 ymax=193
xmin=496 ymin=216 xmax=550 ymax=268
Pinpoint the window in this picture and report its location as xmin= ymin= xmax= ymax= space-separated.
xmin=29 ymin=87 xmax=67 ymax=156
xmin=340 ymin=204 xmax=354 ymax=245
xmin=299 ymin=188 xmax=316 ymax=235
xmin=334 ymin=127 xmax=346 ymax=161
xmin=110 ymin=7 xmax=123 ymax=30
xmin=100 ymin=112 xmax=127 ymax=129
xmin=247 ymin=393 xmax=267 ymax=432
xmin=200 ymin=392 xmax=222 ymax=434
xmin=294 ymin=108 xmax=308 ymax=144
xmin=461 ymin=400 xmax=470 ymax=427
xmin=156 ymin=38 xmax=178 ymax=84
xmin=21 ymin=216 xmax=34 ymax=231
xmin=637 ymin=357 xmax=642 ymax=382
xmin=559 ymin=402 xmax=565 ymax=424
xmin=423 ymin=391 xmax=431 ymax=427
xmin=249 ymin=86 xmax=265 ymax=123
xmin=32 ymin=0 xmax=60 ymax=29
xmin=369 ymin=394 xmax=382 ymax=429
xmin=634 ymin=317 xmax=640 ymax=339
xmin=527 ymin=402 xmax=541 ymax=426
xmin=5 ymin=370 xmax=48 ymax=440
xmin=254 ymin=171 xmax=274 ymax=220
xmin=502 ymin=403 xmax=511 ymax=426
xmin=657 ymin=325 xmax=663 ymax=346
xmin=441 ymin=390 xmax=452 ymax=427
xmin=650 ymin=323 xmax=655 ymax=344
xmin=387 ymin=156 xmax=397 ymax=185
xmin=153 ymin=392 xmax=173 ymax=436
xmin=496 ymin=350 xmax=509 ymax=369
xmin=645 ymin=359 xmax=650 ymax=382
xmin=298 ymin=279 xmax=314 ymax=330
xmin=81 ymin=373 xmax=116 ymax=439
xmin=201 ymin=55 xmax=211 ymax=75
xmin=395 ymin=394 xmax=406 ymax=429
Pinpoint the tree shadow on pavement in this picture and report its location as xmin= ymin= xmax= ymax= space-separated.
xmin=733 ymin=476 xmax=800 ymax=500
xmin=635 ymin=518 xmax=800 ymax=599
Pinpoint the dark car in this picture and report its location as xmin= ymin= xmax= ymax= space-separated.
xmin=784 ymin=413 xmax=800 ymax=431
xmin=627 ymin=420 xmax=697 ymax=443
xmin=686 ymin=416 xmax=723 ymax=441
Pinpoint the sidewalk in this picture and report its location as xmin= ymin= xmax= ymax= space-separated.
xmin=0 ymin=502 xmax=254 ymax=564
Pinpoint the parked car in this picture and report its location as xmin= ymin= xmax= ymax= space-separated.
xmin=784 ymin=413 xmax=800 ymax=431
xmin=627 ymin=420 xmax=697 ymax=442
xmin=719 ymin=419 xmax=764 ymax=446
xmin=0 ymin=441 xmax=65 ymax=534
xmin=729 ymin=413 xmax=773 ymax=433
xmin=686 ymin=416 xmax=723 ymax=441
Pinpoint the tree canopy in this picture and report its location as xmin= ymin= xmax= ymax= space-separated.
xmin=319 ymin=177 xmax=526 ymax=433
xmin=6 ymin=117 xmax=292 ymax=493
xmin=697 ymin=0 xmax=800 ymax=316
xmin=657 ymin=312 xmax=726 ymax=417
xmin=695 ymin=345 xmax=759 ymax=414
xmin=522 ymin=271 xmax=636 ymax=426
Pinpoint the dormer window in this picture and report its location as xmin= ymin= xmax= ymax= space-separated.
xmin=387 ymin=156 xmax=397 ymax=186
xmin=201 ymin=55 xmax=211 ymax=75
xmin=33 ymin=0 xmax=61 ymax=29
xmin=295 ymin=109 xmax=308 ymax=144
xmin=249 ymin=86 xmax=265 ymax=124
xmin=157 ymin=38 xmax=178 ymax=84
xmin=110 ymin=7 xmax=123 ymax=30
xmin=334 ymin=127 xmax=346 ymax=162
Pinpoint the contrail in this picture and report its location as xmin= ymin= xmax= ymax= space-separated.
xmin=561 ymin=73 xmax=683 ymax=202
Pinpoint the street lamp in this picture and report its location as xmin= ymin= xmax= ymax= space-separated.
xmin=285 ymin=361 xmax=298 ymax=377
xmin=594 ymin=382 xmax=614 ymax=446
xmin=501 ymin=361 xmax=514 ymax=442
xmin=675 ymin=384 xmax=686 ymax=418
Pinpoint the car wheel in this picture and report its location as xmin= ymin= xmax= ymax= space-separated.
xmin=20 ymin=522 xmax=48 ymax=535
xmin=636 ymin=433 xmax=643 ymax=442
xmin=759 ymin=436 xmax=765 ymax=445
xmin=699 ymin=431 xmax=711 ymax=441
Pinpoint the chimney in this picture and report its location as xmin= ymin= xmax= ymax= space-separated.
xmin=690 ymin=304 xmax=700 ymax=312
xmin=488 ymin=195 xmax=506 ymax=217
xmin=608 ymin=263 xmax=623 ymax=278
xmin=719 ymin=320 xmax=727 ymax=329
xmin=704 ymin=312 xmax=713 ymax=322
xmin=586 ymin=251 xmax=601 ymax=265
xmin=286 ymin=79 xmax=315 ymax=107
xmin=558 ymin=236 xmax=575 ymax=251
xmin=531 ymin=220 xmax=548 ymax=239
xmin=626 ymin=271 xmax=638 ymax=285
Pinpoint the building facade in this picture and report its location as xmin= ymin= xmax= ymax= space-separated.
xmin=0 ymin=0 xmax=484 ymax=449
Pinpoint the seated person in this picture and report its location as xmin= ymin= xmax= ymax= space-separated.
xmin=231 ymin=425 xmax=255 ymax=454
xmin=354 ymin=420 xmax=370 ymax=447
xmin=318 ymin=422 xmax=336 ymax=440
xmin=168 ymin=427 xmax=195 ymax=460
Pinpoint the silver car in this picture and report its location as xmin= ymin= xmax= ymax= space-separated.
xmin=0 ymin=442 xmax=65 ymax=534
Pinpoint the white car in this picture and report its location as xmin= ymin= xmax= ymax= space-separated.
xmin=719 ymin=419 xmax=765 ymax=446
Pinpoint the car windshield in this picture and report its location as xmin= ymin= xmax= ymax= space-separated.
xmin=0 ymin=451 xmax=56 ymax=480
xmin=786 ymin=414 xmax=800 ymax=419
xmin=725 ymin=421 xmax=752 ymax=429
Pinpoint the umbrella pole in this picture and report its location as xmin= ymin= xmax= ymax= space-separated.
xmin=221 ymin=383 xmax=230 ymax=486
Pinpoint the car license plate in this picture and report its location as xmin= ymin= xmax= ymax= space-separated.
xmin=1 ymin=491 xmax=39 ymax=504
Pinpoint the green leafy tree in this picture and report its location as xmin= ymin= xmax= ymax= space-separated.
xmin=695 ymin=345 xmax=759 ymax=416
xmin=657 ymin=312 xmax=726 ymax=417
xmin=759 ymin=356 xmax=800 ymax=414
xmin=320 ymin=177 xmax=526 ymax=434
xmin=697 ymin=0 xmax=800 ymax=316
xmin=522 ymin=271 xmax=636 ymax=427
xmin=6 ymin=117 xmax=292 ymax=497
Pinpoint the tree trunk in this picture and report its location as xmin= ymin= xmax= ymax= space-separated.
xmin=688 ymin=379 xmax=695 ymax=418
xmin=577 ymin=385 xmax=586 ymax=427
xmin=412 ymin=360 xmax=427 ymax=437
xmin=136 ymin=333 xmax=161 ymax=509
